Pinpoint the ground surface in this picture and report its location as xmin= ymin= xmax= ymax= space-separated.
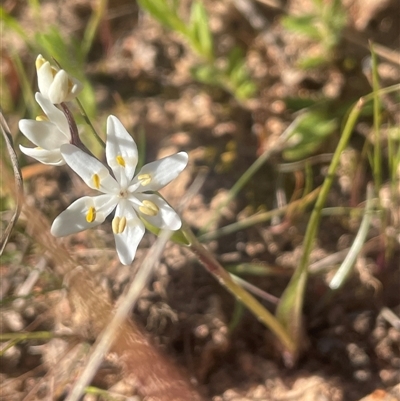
xmin=1 ymin=0 xmax=400 ymax=400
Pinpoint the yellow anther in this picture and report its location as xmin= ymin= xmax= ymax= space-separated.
xmin=92 ymin=174 xmax=100 ymax=189
xmin=116 ymin=155 xmax=126 ymax=167
xmin=138 ymin=173 xmax=152 ymax=186
xmin=86 ymin=206 xmax=96 ymax=223
xmin=35 ymin=115 xmax=48 ymax=122
xmin=139 ymin=200 xmax=159 ymax=216
xmin=112 ymin=216 xmax=127 ymax=234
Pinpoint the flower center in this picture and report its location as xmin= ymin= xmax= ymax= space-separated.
xmin=118 ymin=189 xmax=128 ymax=199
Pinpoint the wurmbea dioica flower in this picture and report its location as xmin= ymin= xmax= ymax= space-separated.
xmin=51 ymin=115 xmax=188 ymax=265
xmin=36 ymin=54 xmax=83 ymax=104
xmin=19 ymin=92 xmax=71 ymax=166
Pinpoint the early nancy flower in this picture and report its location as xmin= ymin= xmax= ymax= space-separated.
xmin=36 ymin=54 xmax=83 ymax=104
xmin=51 ymin=115 xmax=188 ymax=265
xmin=19 ymin=92 xmax=71 ymax=166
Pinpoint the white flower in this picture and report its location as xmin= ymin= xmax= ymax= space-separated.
xmin=19 ymin=92 xmax=71 ymax=165
xmin=36 ymin=54 xmax=83 ymax=104
xmin=51 ymin=115 xmax=188 ymax=265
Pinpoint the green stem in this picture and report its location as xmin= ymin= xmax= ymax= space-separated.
xmin=184 ymin=225 xmax=295 ymax=355
xmin=200 ymin=116 xmax=304 ymax=234
xmin=76 ymin=98 xmax=105 ymax=149
xmin=0 ymin=331 xmax=56 ymax=342
xmin=329 ymin=183 xmax=374 ymax=289
xmin=370 ymin=43 xmax=382 ymax=191
xmin=276 ymin=98 xmax=365 ymax=351
xmin=199 ymin=186 xmax=321 ymax=242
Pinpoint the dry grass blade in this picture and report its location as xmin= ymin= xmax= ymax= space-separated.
xmin=66 ymin=229 xmax=206 ymax=401
xmin=0 ymin=110 xmax=23 ymax=255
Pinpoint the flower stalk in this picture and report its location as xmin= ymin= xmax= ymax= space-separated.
xmin=182 ymin=224 xmax=296 ymax=356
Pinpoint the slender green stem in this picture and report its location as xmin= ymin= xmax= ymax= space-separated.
xmin=0 ymin=331 xmax=56 ymax=342
xmin=371 ymin=44 xmax=382 ymax=191
xmin=200 ymin=115 xmax=304 ymax=234
xmin=184 ymin=225 xmax=295 ymax=355
xmin=199 ymin=186 xmax=320 ymax=242
xmin=329 ymin=184 xmax=374 ymax=289
xmin=276 ymin=98 xmax=365 ymax=352
xmin=81 ymin=0 xmax=108 ymax=59
xmin=296 ymin=98 xmax=363 ymax=280
xmin=11 ymin=52 xmax=37 ymax=116
xmin=76 ymin=98 xmax=105 ymax=149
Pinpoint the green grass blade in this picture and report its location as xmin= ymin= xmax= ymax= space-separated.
xmin=329 ymin=184 xmax=374 ymax=289
xmin=81 ymin=0 xmax=108 ymax=58
xmin=200 ymin=115 xmax=305 ymax=234
xmin=275 ymin=97 xmax=365 ymax=359
xmin=370 ymin=43 xmax=382 ymax=191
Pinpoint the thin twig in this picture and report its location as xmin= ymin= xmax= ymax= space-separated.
xmin=65 ymin=229 xmax=173 ymax=401
xmin=0 ymin=110 xmax=23 ymax=255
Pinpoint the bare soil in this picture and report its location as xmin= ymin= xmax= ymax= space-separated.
xmin=1 ymin=0 xmax=399 ymax=400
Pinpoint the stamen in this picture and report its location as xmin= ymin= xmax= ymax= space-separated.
xmin=112 ymin=216 xmax=127 ymax=234
xmin=86 ymin=206 xmax=96 ymax=223
xmin=139 ymin=200 xmax=159 ymax=216
xmin=116 ymin=155 xmax=126 ymax=167
xmin=138 ymin=173 xmax=152 ymax=186
xmin=35 ymin=115 xmax=48 ymax=122
xmin=92 ymin=173 xmax=100 ymax=189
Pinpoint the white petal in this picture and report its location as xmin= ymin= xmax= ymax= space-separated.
xmin=113 ymin=202 xmax=145 ymax=265
xmin=134 ymin=193 xmax=182 ymax=230
xmin=35 ymin=93 xmax=70 ymax=136
xmin=67 ymin=77 xmax=84 ymax=99
xmin=37 ymin=61 xmax=53 ymax=98
xmin=19 ymin=145 xmax=65 ymax=166
xmin=51 ymin=194 xmax=116 ymax=237
xmin=19 ymin=119 xmax=69 ymax=149
xmin=106 ymin=115 xmax=138 ymax=187
xmin=48 ymin=70 xmax=69 ymax=104
xmin=131 ymin=152 xmax=188 ymax=192
xmin=61 ymin=144 xmax=119 ymax=193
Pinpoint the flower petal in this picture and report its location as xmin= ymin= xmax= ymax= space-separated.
xmin=51 ymin=194 xmax=116 ymax=237
xmin=35 ymin=93 xmax=70 ymax=136
xmin=113 ymin=201 xmax=145 ymax=265
xmin=19 ymin=119 xmax=69 ymax=149
xmin=68 ymin=77 xmax=84 ymax=100
xmin=48 ymin=70 xmax=70 ymax=104
xmin=134 ymin=193 xmax=182 ymax=230
xmin=36 ymin=60 xmax=53 ymax=99
xmin=61 ymin=144 xmax=119 ymax=193
xmin=106 ymin=115 xmax=138 ymax=187
xmin=131 ymin=152 xmax=188 ymax=192
xmin=19 ymin=145 xmax=65 ymax=166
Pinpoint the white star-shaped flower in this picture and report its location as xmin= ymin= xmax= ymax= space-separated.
xmin=51 ymin=115 xmax=188 ymax=265
xmin=19 ymin=92 xmax=71 ymax=166
xmin=36 ymin=54 xmax=83 ymax=104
